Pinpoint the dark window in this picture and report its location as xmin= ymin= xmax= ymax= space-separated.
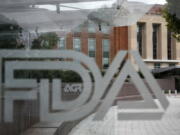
xmin=137 ymin=23 xmax=145 ymax=56
xmin=88 ymin=38 xmax=96 ymax=58
xmin=169 ymin=63 xmax=175 ymax=67
xmin=167 ymin=31 xmax=172 ymax=60
xmin=152 ymin=24 xmax=160 ymax=59
xmin=154 ymin=63 xmax=161 ymax=69
xmin=102 ymin=39 xmax=110 ymax=69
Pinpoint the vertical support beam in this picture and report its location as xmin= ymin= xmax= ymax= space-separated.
xmin=0 ymin=58 xmax=2 ymax=122
xmin=128 ymin=24 xmax=137 ymax=68
xmin=128 ymin=24 xmax=137 ymax=51
xmin=113 ymin=27 xmax=128 ymax=54
xmin=56 ymin=4 xmax=60 ymax=14
xmin=145 ymin=22 xmax=153 ymax=59
xmin=66 ymin=33 xmax=73 ymax=50
xmin=81 ymin=30 xmax=88 ymax=55
xmin=96 ymin=31 xmax=103 ymax=69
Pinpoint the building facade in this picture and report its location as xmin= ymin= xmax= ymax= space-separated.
xmin=129 ymin=5 xmax=180 ymax=69
xmin=57 ymin=24 xmax=128 ymax=69
xmin=57 ymin=5 xmax=180 ymax=70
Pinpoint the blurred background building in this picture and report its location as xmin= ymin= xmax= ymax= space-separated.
xmin=57 ymin=5 xmax=180 ymax=70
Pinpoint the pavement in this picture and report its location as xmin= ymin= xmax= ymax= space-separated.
xmin=22 ymin=122 xmax=62 ymax=135
xmin=69 ymin=96 xmax=180 ymax=135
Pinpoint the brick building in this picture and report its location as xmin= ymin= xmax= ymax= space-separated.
xmin=57 ymin=4 xmax=180 ymax=70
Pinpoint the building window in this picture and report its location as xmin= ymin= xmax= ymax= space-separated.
xmin=44 ymin=41 xmax=49 ymax=47
xmin=167 ymin=31 xmax=172 ymax=60
xmin=73 ymin=38 xmax=81 ymax=51
xmin=87 ymin=21 xmax=97 ymax=33
xmin=99 ymin=23 xmax=110 ymax=33
xmin=72 ymin=24 xmax=83 ymax=33
xmin=58 ymin=37 xmax=66 ymax=49
xmin=102 ymin=39 xmax=110 ymax=69
xmin=154 ymin=63 xmax=161 ymax=69
xmin=152 ymin=24 xmax=160 ymax=59
xmin=169 ymin=63 xmax=175 ymax=67
xmin=88 ymin=38 xmax=96 ymax=58
xmin=137 ymin=23 xmax=145 ymax=56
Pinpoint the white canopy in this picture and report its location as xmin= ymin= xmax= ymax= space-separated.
xmin=0 ymin=0 xmax=105 ymax=7
xmin=0 ymin=0 xmax=154 ymax=35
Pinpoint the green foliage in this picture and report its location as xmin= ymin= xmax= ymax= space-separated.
xmin=0 ymin=14 xmax=25 ymax=49
xmin=163 ymin=0 xmax=180 ymax=41
xmin=15 ymin=70 xmax=82 ymax=83
xmin=0 ymin=15 xmax=77 ymax=82
xmin=31 ymin=32 xmax=59 ymax=49
xmin=24 ymin=32 xmax=60 ymax=81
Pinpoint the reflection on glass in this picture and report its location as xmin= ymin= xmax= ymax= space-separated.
xmin=137 ymin=23 xmax=145 ymax=57
xmin=100 ymin=23 xmax=110 ymax=33
xmin=102 ymin=39 xmax=110 ymax=69
xmin=59 ymin=37 xmax=66 ymax=49
xmin=73 ymin=37 xmax=81 ymax=51
xmin=88 ymin=38 xmax=96 ymax=58
xmin=87 ymin=21 xmax=97 ymax=33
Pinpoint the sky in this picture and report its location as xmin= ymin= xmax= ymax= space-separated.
xmin=129 ymin=0 xmax=166 ymax=4
xmin=38 ymin=0 xmax=167 ymax=11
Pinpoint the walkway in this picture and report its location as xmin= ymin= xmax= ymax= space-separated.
xmin=69 ymin=96 xmax=180 ymax=135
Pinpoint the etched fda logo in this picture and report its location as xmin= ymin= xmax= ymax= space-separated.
xmin=0 ymin=50 xmax=169 ymax=123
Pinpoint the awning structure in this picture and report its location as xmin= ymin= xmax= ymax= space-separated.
xmin=0 ymin=0 xmax=156 ymax=35
xmin=0 ymin=0 xmax=105 ymax=7
xmin=152 ymin=66 xmax=180 ymax=78
xmin=1 ymin=8 xmax=89 ymax=35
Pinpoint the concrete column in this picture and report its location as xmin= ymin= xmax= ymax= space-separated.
xmin=128 ymin=24 xmax=137 ymax=51
xmin=175 ymin=40 xmax=180 ymax=59
xmin=0 ymin=58 xmax=2 ymax=122
xmin=145 ymin=22 xmax=153 ymax=59
xmin=175 ymin=40 xmax=180 ymax=66
xmin=129 ymin=23 xmax=146 ymax=58
xmin=160 ymin=23 xmax=168 ymax=59
xmin=128 ymin=25 xmax=137 ymax=68
xmin=171 ymin=37 xmax=176 ymax=59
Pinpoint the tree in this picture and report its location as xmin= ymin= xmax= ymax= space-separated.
xmin=0 ymin=14 xmax=25 ymax=49
xmin=31 ymin=32 xmax=63 ymax=81
xmin=88 ymin=4 xmax=129 ymax=27
xmin=163 ymin=0 xmax=180 ymax=41
xmin=31 ymin=32 xmax=59 ymax=49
